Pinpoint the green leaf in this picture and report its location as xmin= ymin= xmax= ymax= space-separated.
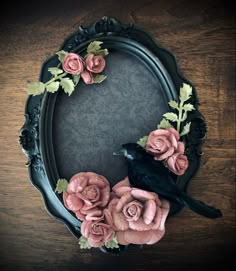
xmin=168 ymin=100 xmax=179 ymax=110
xmin=60 ymin=78 xmax=75 ymax=96
xmin=46 ymin=81 xmax=60 ymax=93
xmin=25 ymin=82 xmax=45 ymax=96
xmin=105 ymin=236 xmax=119 ymax=249
xmin=183 ymin=103 xmax=195 ymax=112
xmin=72 ymin=74 xmax=80 ymax=86
xmin=93 ymin=74 xmax=107 ymax=84
xmin=55 ymin=178 xmax=68 ymax=193
xmin=87 ymin=41 xmax=103 ymax=54
xmin=163 ymin=112 xmax=178 ymax=122
xmin=180 ymin=122 xmax=191 ymax=136
xmin=79 ymin=236 xmax=91 ymax=249
xmin=158 ymin=118 xmax=173 ymax=129
xmin=56 ymin=50 xmax=67 ymax=62
xmin=96 ymin=49 xmax=109 ymax=57
xmin=179 ymin=83 xmax=192 ymax=102
xmin=48 ymin=67 xmax=63 ymax=76
xmin=137 ymin=135 xmax=148 ymax=148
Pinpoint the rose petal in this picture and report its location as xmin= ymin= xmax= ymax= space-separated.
xmin=100 ymin=186 xmax=110 ymax=207
xmin=80 ymin=201 xmax=102 ymax=211
xmin=146 ymin=229 xmax=165 ymax=245
xmin=104 ymin=228 xmax=115 ymax=243
xmin=113 ymin=186 xmax=132 ymax=198
xmin=116 ymin=192 xmax=133 ymax=212
xmin=131 ymin=189 xmax=156 ymax=202
xmin=85 ymin=210 xmax=103 ymax=221
xmin=88 ymin=238 xmax=104 ymax=248
xmin=103 ymin=209 xmax=113 ymax=226
xmin=75 ymin=211 xmax=85 ymax=220
xmin=64 ymin=194 xmax=83 ymax=211
xmin=151 ymin=206 xmax=162 ymax=230
xmin=112 ymin=211 xmax=129 ymax=231
xmin=143 ymin=200 xmax=156 ymax=225
xmin=124 ymin=229 xmax=152 ymax=245
xmin=159 ymin=200 xmax=170 ymax=230
xmin=167 ymin=128 xmax=180 ymax=140
xmin=67 ymin=175 xmax=88 ymax=193
xmin=112 ymin=177 xmax=130 ymax=192
xmin=129 ymin=218 xmax=154 ymax=231
xmin=108 ymin=198 xmax=119 ymax=212
xmin=116 ymin=231 xmax=130 ymax=245
xmin=81 ymin=220 xmax=91 ymax=238
xmin=88 ymin=176 xmax=106 ymax=188
xmin=177 ymin=141 xmax=185 ymax=154
xmin=156 ymin=146 xmax=175 ymax=160
xmin=76 ymin=192 xmax=93 ymax=206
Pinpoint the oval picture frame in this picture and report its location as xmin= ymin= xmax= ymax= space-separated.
xmin=19 ymin=17 xmax=207 ymax=253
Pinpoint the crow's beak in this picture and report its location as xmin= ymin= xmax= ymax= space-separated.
xmin=113 ymin=149 xmax=125 ymax=156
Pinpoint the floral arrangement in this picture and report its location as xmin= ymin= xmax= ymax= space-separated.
xmin=26 ymin=40 xmax=196 ymax=250
xmin=25 ymin=41 xmax=108 ymax=96
xmin=54 ymin=82 xmax=195 ymax=250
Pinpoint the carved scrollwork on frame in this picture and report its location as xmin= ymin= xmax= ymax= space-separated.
xmin=19 ymin=101 xmax=45 ymax=174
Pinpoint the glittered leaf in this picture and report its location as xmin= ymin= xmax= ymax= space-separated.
xmin=55 ymin=178 xmax=68 ymax=193
xmin=79 ymin=236 xmax=91 ymax=249
xmin=48 ymin=67 xmax=63 ymax=76
xmin=179 ymin=83 xmax=192 ymax=102
xmin=137 ymin=135 xmax=148 ymax=148
xmin=168 ymin=100 xmax=179 ymax=110
xmin=46 ymin=81 xmax=60 ymax=93
xmin=87 ymin=41 xmax=103 ymax=54
xmin=180 ymin=122 xmax=191 ymax=136
xmin=158 ymin=118 xmax=173 ymax=129
xmin=96 ymin=49 xmax=109 ymax=57
xmin=60 ymin=78 xmax=75 ymax=96
xmin=26 ymin=82 xmax=45 ymax=96
xmin=105 ymin=236 xmax=119 ymax=249
xmin=56 ymin=50 xmax=67 ymax=62
xmin=163 ymin=112 xmax=178 ymax=122
xmin=72 ymin=74 xmax=80 ymax=86
xmin=183 ymin=103 xmax=195 ymax=112
xmin=93 ymin=74 xmax=107 ymax=84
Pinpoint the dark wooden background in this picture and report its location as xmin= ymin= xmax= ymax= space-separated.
xmin=0 ymin=1 xmax=235 ymax=270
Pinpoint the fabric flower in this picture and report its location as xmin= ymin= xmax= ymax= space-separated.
xmin=62 ymin=53 xmax=84 ymax=75
xmin=146 ymin=128 xmax=183 ymax=160
xmin=167 ymin=153 xmax=189 ymax=175
xmin=63 ymin=172 xmax=110 ymax=220
xmin=81 ymin=209 xmax=115 ymax=247
xmin=109 ymin=177 xmax=170 ymax=245
xmin=81 ymin=70 xmax=94 ymax=84
xmin=85 ymin=54 xmax=105 ymax=73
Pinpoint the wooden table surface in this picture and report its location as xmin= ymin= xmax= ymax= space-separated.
xmin=0 ymin=1 xmax=235 ymax=270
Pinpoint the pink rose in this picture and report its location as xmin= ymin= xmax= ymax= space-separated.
xmin=81 ymin=209 xmax=115 ymax=247
xmin=109 ymin=178 xmax=170 ymax=245
xmin=63 ymin=172 xmax=110 ymax=220
xmin=81 ymin=70 xmax=94 ymax=84
xmin=167 ymin=153 xmax=189 ymax=175
xmin=85 ymin=54 xmax=105 ymax=73
xmin=62 ymin=53 xmax=84 ymax=75
xmin=146 ymin=128 xmax=185 ymax=160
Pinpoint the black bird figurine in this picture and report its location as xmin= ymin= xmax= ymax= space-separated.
xmin=113 ymin=143 xmax=222 ymax=219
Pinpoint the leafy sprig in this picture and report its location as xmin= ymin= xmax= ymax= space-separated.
xmin=158 ymin=83 xmax=195 ymax=136
xmin=55 ymin=178 xmax=68 ymax=193
xmin=78 ymin=235 xmax=120 ymax=250
xmin=137 ymin=83 xmax=195 ymax=147
xmin=25 ymin=41 xmax=108 ymax=96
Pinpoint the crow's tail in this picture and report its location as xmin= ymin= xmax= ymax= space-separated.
xmin=180 ymin=193 xmax=222 ymax=219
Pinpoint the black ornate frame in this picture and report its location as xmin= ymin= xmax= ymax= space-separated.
xmin=19 ymin=17 xmax=207 ymax=254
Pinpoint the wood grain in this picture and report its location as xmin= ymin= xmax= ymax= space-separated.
xmin=0 ymin=1 xmax=235 ymax=270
